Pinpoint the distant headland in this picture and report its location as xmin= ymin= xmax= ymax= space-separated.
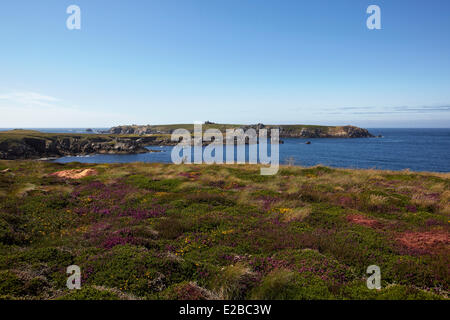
xmin=0 ymin=123 xmax=374 ymax=160
xmin=105 ymin=123 xmax=374 ymax=138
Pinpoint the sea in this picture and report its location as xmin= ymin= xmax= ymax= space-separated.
xmin=1 ymin=128 xmax=449 ymax=172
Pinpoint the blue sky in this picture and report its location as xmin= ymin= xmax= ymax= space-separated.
xmin=0 ymin=0 xmax=449 ymax=128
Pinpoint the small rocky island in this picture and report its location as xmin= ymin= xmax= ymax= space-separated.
xmin=0 ymin=124 xmax=374 ymax=160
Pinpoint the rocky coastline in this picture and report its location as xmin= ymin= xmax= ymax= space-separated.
xmin=0 ymin=123 xmax=374 ymax=160
xmin=0 ymin=130 xmax=162 ymax=160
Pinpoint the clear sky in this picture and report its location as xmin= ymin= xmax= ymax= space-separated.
xmin=1 ymin=0 xmax=449 ymax=128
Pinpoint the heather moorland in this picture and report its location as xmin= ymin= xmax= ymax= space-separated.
xmin=0 ymin=161 xmax=448 ymax=300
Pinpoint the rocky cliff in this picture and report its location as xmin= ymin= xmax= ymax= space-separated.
xmin=107 ymin=124 xmax=374 ymax=138
xmin=0 ymin=130 xmax=153 ymax=160
xmin=278 ymin=125 xmax=373 ymax=138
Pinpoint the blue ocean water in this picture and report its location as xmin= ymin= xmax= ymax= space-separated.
xmin=47 ymin=128 xmax=450 ymax=173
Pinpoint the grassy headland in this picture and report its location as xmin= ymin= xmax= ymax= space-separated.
xmin=107 ymin=123 xmax=374 ymax=138
xmin=0 ymin=161 xmax=448 ymax=300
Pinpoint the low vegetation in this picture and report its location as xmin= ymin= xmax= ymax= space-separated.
xmin=0 ymin=160 xmax=448 ymax=300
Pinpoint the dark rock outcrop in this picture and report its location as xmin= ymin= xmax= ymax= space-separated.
xmin=108 ymin=125 xmax=155 ymax=135
xmin=0 ymin=131 xmax=151 ymax=160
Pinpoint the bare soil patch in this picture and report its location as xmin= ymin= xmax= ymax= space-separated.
xmin=50 ymin=169 xmax=98 ymax=179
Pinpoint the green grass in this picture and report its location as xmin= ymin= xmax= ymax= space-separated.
xmin=0 ymin=160 xmax=448 ymax=300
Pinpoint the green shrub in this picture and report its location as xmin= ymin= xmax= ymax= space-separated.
xmin=186 ymin=192 xmax=235 ymax=207
xmin=0 ymin=271 xmax=24 ymax=296
xmin=24 ymin=277 xmax=48 ymax=296
xmin=383 ymin=255 xmax=449 ymax=290
xmin=226 ymin=168 xmax=270 ymax=183
xmin=127 ymin=175 xmax=182 ymax=192
xmin=340 ymin=281 xmax=443 ymax=300
xmin=18 ymin=247 xmax=74 ymax=269
xmin=158 ymin=281 xmax=215 ymax=300
xmin=86 ymin=245 xmax=153 ymax=295
xmin=0 ymin=218 xmax=14 ymax=244
xmin=300 ymin=166 xmax=335 ymax=176
xmin=210 ymin=264 xmax=257 ymax=299
xmin=58 ymin=286 xmax=119 ymax=300
xmin=250 ymin=269 xmax=334 ymax=300
xmin=156 ymin=217 xmax=192 ymax=239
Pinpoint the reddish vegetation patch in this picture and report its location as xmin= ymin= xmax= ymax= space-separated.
xmin=346 ymin=214 xmax=382 ymax=228
xmin=208 ymin=181 xmax=245 ymax=190
xmin=259 ymin=196 xmax=279 ymax=211
xmin=224 ymin=182 xmax=246 ymax=190
xmin=50 ymin=169 xmax=98 ymax=179
xmin=338 ymin=196 xmax=356 ymax=208
xmin=171 ymin=282 xmax=217 ymax=300
xmin=397 ymin=231 xmax=449 ymax=254
xmin=178 ymin=172 xmax=201 ymax=180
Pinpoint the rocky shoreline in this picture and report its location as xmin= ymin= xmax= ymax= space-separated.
xmin=0 ymin=124 xmax=374 ymax=160
xmin=0 ymin=130 xmax=163 ymax=160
